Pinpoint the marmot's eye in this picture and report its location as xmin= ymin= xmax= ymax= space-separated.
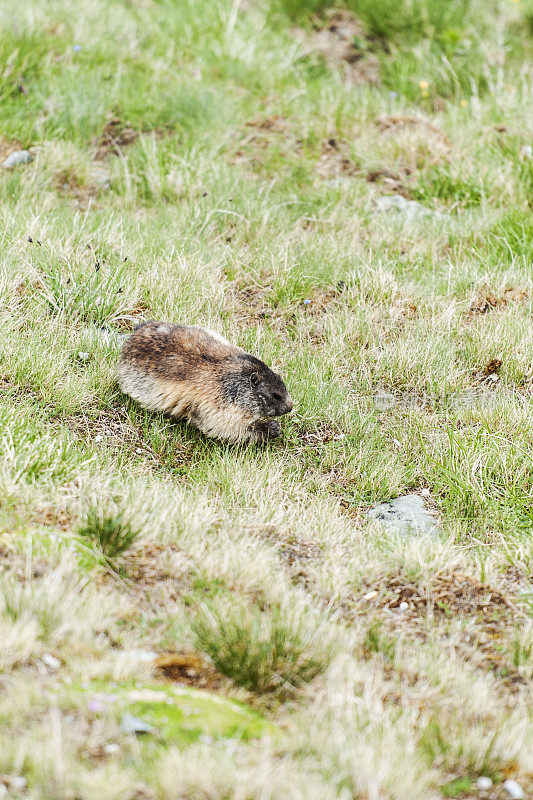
xmin=250 ymin=373 xmax=261 ymax=386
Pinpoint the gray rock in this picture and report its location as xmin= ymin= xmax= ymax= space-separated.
xmin=503 ymin=780 xmax=524 ymax=800
xmin=42 ymin=653 xmax=61 ymax=670
xmin=374 ymin=389 xmax=396 ymax=411
xmin=374 ymin=194 xmax=436 ymax=221
xmin=324 ymin=177 xmax=353 ymax=189
xmin=476 ymin=777 xmax=493 ymax=790
xmin=2 ymin=150 xmax=34 ymax=168
xmin=120 ymin=712 xmax=155 ymax=735
xmin=0 ymin=775 xmax=26 ymax=793
xmin=121 ymin=648 xmax=158 ymax=662
xmin=367 ymin=494 xmax=440 ymax=536
xmin=91 ymin=166 xmax=111 ymax=191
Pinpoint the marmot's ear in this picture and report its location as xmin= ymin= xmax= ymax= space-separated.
xmin=250 ymin=372 xmax=261 ymax=386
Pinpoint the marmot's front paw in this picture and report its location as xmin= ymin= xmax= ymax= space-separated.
xmin=253 ymin=419 xmax=282 ymax=441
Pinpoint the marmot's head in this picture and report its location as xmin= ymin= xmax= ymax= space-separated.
xmin=221 ymin=355 xmax=293 ymax=422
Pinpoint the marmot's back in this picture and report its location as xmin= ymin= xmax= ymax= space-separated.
xmin=117 ymin=322 xmax=292 ymax=443
xmin=119 ymin=322 xmax=238 ymax=382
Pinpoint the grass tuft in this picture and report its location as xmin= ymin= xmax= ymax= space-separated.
xmin=192 ymin=601 xmax=334 ymax=696
xmin=77 ymin=506 xmax=139 ymax=565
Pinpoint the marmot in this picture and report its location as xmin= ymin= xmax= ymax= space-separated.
xmin=117 ymin=322 xmax=293 ymax=443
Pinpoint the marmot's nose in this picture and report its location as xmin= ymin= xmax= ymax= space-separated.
xmin=284 ymin=398 xmax=293 ymax=414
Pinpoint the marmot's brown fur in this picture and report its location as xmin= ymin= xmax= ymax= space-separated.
xmin=117 ymin=322 xmax=293 ymax=443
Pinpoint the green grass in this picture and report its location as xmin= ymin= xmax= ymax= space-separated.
xmin=0 ymin=0 xmax=532 ymax=797
xmin=77 ymin=506 xmax=139 ymax=566
xmin=192 ymin=601 xmax=334 ymax=696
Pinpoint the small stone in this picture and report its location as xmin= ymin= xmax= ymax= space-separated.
xmin=121 ymin=648 xmax=158 ymax=663
xmin=476 ymin=777 xmax=493 ymax=790
xmin=503 ymin=779 xmax=524 ymax=800
xmin=367 ymin=494 xmax=440 ymax=536
xmin=120 ymin=713 xmax=155 ymax=735
xmin=42 ymin=653 xmax=61 ymax=670
xmin=7 ymin=777 xmax=26 ymax=791
xmin=302 ymin=299 xmax=311 ymax=306
xmin=78 ymin=351 xmax=90 ymax=362
xmin=520 ymin=144 xmax=532 ymax=160
xmin=104 ymin=743 xmax=120 ymax=754
xmin=363 ymin=590 xmax=378 ymax=600
xmin=488 ymin=373 xmax=499 ymax=383
xmin=399 ymin=601 xmax=409 ymax=611
xmin=374 ymin=194 xmax=437 ymax=221
xmin=91 ymin=166 xmax=111 ymax=191
xmin=2 ymin=150 xmax=34 ymax=169
xmin=94 ymin=434 xmax=103 ymax=443
xmin=374 ymin=389 xmax=395 ymax=411
xmin=0 ymin=776 xmax=26 ymax=793
xmin=324 ymin=176 xmax=353 ymax=188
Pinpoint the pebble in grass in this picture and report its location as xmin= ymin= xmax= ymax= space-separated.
xmin=0 ymin=777 xmax=26 ymax=794
xmin=120 ymin=713 xmax=155 ymax=735
xmin=503 ymin=780 xmax=525 ymax=800
xmin=2 ymin=150 xmax=34 ymax=169
xmin=374 ymin=194 xmax=439 ymax=221
xmin=91 ymin=166 xmax=111 ymax=191
xmin=42 ymin=653 xmax=61 ymax=670
xmin=367 ymin=494 xmax=440 ymax=536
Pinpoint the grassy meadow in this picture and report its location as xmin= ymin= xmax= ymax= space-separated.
xmin=0 ymin=0 xmax=532 ymax=797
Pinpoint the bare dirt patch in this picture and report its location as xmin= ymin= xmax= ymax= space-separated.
xmin=245 ymin=115 xmax=288 ymax=135
xmin=230 ymin=277 xmax=344 ymax=335
xmin=293 ymin=419 xmax=346 ymax=448
xmin=372 ymin=572 xmax=517 ymax=620
xmin=53 ymin=169 xmax=101 ymax=207
xmin=64 ymin=406 xmax=194 ymax=469
xmin=376 ymin=114 xmax=449 ymax=143
xmin=250 ymin=523 xmax=323 ymax=577
xmin=374 ymin=113 xmax=450 ymax=172
xmin=295 ymin=10 xmax=380 ymax=86
xmin=0 ymin=137 xmax=24 ymax=163
xmin=317 ymin=137 xmax=356 ymax=179
xmin=33 ymin=505 xmax=73 ymax=532
xmin=124 ymin=544 xmax=195 ymax=610
xmin=357 ymin=570 xmax=528 ymax=687
xmin=231 ymin=115 xmax=293 ymax=170
xmin=0 ymin=543 xmax=51 ymax=581
xmin=480 ymin=357 xmax=503 ymax=378
xmin=468 ymin=288 xmax=529 ymax=315
xmin=364 ymin=165 xmax=411 ymax=193
xmin=154 ymin=652 xmax=224 ymax=690
xmin=299 ymin=284 xmax=345 ymax=318
xmin=469 ymin=357 xmax=505 ymax=386
xmin=230 ymin=278 xmax=280 ymax=326
xmin=93 ymin=118 xmax=140 ymax=160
